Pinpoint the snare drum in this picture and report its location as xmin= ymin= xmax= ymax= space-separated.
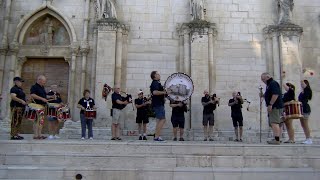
xmin=25 ymin=103 xmax=45 ymax=121
xmin=47 ymin=103 xmax=62 ymax=118
xmin=58 ymin=106 xmax=71 ymax=122
xmin=284 ymin=101 xmax=303 ymax=120
xmin=84 ymin=109 xmax=96 ymax=119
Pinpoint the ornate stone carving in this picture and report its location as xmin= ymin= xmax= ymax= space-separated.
xmin=263 ymin=24 xmax=303 ymax=39
xmin=190 ymin=0 xmax=205 ymax=21
xmin=24 ymin=15 xmax=70 ymax=46
xmin=277 ymin=0 xmax=294 ymax=25
xmin=97 ymin=19 xmax=127 ymax=32
xmin=80 ymin=41 xmax=90 ymax=55
xmin=9 ymin=42 xmax=20 ymax=55
xmin=95 ymin=0 xmax=117 ymax=19
xmin=179 ymin=21 xmax=217 ymax=36
xmin=70 ymin=43 xmax=79 ymax=55
xmin=0 ymin=48 xmax=8 ymax=55
xmin=17 ymin=57 xmax=27 ymax=66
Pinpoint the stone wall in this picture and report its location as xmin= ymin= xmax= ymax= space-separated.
xmin=0 ymin=0 xmax=319 ymax=137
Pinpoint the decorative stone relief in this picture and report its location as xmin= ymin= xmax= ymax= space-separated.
xmin=23 ymin=15 xmax=70 ymax=46
xmin=95 ymin=0 xmax=117 ymax=19
xmin=190 ymin=0 xmax=205 ymax=21
xmin=97 ymin=19 xmax=129 ymax=32
xmin=263 ymin=24 xmax=303 ymax=38
xmin=277 ymin=0 xmax=294 ymax=24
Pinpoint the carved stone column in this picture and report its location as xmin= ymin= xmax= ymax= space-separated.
xmin=183 ymin=28 xmax=191 ymax=76
xmin=115 ymin=28 xmax=123 ymax=87
xmin=208 ymin=27 xmax=217 ymax=93
xmin=69 ymin=43 xmax=79 ymax=120
xmin=121 ymin=28 xmax=129 ymax=91
xmin=80 ymin=42 xmax=89 ymax=95
xmin=0 ymin=48 xmax=8 ymax=94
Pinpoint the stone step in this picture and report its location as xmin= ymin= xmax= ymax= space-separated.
xmin=2 ymin=151 xmax=320 ymax=169
xmin=0 ymin=165 xmax=319 ymax=180
xmin=1 ymin=140 xmax=319 ymax=156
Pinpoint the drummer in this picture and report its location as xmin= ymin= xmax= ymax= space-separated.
xmin=30 ymin=75 xmax=50 ymax=139
xmin=47 ymin=85 xmax=62 ymax=140
xmin=282 ymin=83 xmax=296 ymax=143
xmin=77 ymin=89 xmax=96 ymax=140
xmin=10 ymin=77 xmax=27 ymax=140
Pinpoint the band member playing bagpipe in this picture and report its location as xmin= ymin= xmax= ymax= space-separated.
xmin=10 ymin=77 xmax=27 ymax=140
xmin=47 ymin=85 xmax=62 ymax=140
xmin=77 ymin=89 xmax=96 ymax=140
xmin=170 ymin=100 xmax=188 ymax=141
xmin=299 ymin=80 xmax=313 ymax=144
xmin=260 ymin=73 xmax=284 ymax=145
xmin=282 ymin=82 xmax=296 ymax=143
xmin=111 ymin=85 xmax=131 ymax=140
xmin=228 ymin=91 xmax=244 ymax=142
xmin=30 ymin=75 xmax=49 ymax=140
xmin=134 ymin=90 xmax=151 ymax=140
xmin=150 ymin=71 xmax=169 ymax=142
xmin=201 ymin=90 xmax=219 ymax=141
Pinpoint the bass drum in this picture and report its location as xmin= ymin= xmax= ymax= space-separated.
xmin=164 ymin=72 xmax=194 ymax=102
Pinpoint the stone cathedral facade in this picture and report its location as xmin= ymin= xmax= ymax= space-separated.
xmin=0 ymin=0 xmax=319 ymax=139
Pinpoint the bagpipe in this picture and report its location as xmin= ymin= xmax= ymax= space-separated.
xmin=102 ymin=83 xmax=112 ymax=101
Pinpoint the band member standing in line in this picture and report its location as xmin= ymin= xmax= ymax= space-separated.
xmin=228 ymin=91 xmax=244 ymax=142
xmin=47 ymin=85 xmax=62 ymax=140
xmin=77 ymin=89 xmax=96 ymax=140
xmin=30 ymin=75 xmax=49 ymax=139
xmin=282 ymin=83 xmax=296 ymax=143
xmin=169 ymin=100 xmax=187 ymax=141
xmin=150 ymin=71 xmax=168 ymax=142
xmin=134 ymin=90 xmax=150 ymax=140
xmin=10 ymin=77 xmax=27 ymax=140
xmin=111 ymin=85 xmax=129 ymax=140
xmin=201 ymin=90 xmax=219 ymax=141
xmin=260 ymin=73 xmax=284 ymax=145
xmin=299 ymin=80 xmax=313 ymax=145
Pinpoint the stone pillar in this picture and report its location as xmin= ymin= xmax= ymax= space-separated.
xmin=91 ymin=29 xmax=98 ymax=97
xmin=121 ymin=29 xmax=129 ymax=93
xmin=80 ymin=43 xmax=89 ymax=94
xmin=264 ymin=34 xmax=274 ymax=75
xmin=69 ymin=44 xmax=79 ymax=120
xmin=208 ymin=28 xmax=216 ymax=93
xmin=272 ymin=34 xmax=281 ymax=82
xmin=95 ymin=20 xmax=117 ymax=127
xmin=115 ymin=28 xmax=123 ymax=87
xmin=183 ymin=28 xmax=191 ymax=76
xmin=0 ymin=48 xmax=7 ymax=94
xmin=179 ymin=33 xmax=184 ymax=72
xmin=15 ymin=57 xmax=27 ymax=77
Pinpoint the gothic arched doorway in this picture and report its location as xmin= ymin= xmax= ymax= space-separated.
xmin=20 ymin=58 xmax=69 ymax=134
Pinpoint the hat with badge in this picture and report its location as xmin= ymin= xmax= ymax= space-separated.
xmin=13 ymin=77 xmax=24 ymax=82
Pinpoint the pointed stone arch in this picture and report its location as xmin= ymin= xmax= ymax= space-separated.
xmin=13 ymin=4 xmax=77 ymax=44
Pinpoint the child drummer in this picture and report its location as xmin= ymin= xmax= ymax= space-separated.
xmin=77 ymin=89 xmax=96 ymax=140
xmin=47 ymin=84 xmax=62 ymax=140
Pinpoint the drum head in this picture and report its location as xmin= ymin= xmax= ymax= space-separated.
xmin=164 ymin=72 xmax=194 ymax=101
xmin=28 ymin=103 xmax=45 ymax=110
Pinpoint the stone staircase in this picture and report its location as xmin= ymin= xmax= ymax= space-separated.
xmin=0 ymin=140 xmax=319 ymax=180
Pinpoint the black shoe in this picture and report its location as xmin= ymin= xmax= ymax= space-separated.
xmin=17 ymin=135 xmax=24 ymax=140
xmin=204 ymin=138 xmax=208 ymax=141
xmin=209 ymin=138 xmax=214 ymax=141
xmin=116 ymin=137 xmax=122 ymax=140
xmin=10 ymin=136 xmax=21 ymax=140
xmin=111 ymin=137 xmax=116 ymax=140
xmin=239 ymin=139 xmax=243 ymax=142
xmin=179 ymin=137 xmax=184 ymax=141
xmin=234 ymin=139 xmax=239 ymax=142
xmin=143 ymin=136 xmax=147 ymax=140
xmin=139 ymin=136 xmax=142 ymax=140
xmin=173 ymin=137 xmax=177 ymax=141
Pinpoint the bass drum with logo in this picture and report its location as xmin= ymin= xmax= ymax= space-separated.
xmin=164 ymin=72 xmax=194 ymax=102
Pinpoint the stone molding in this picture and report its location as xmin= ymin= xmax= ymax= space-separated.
xmin=70 ymin=43 xmax=79 ymax=55
xmin=0 ymin=48 xmax=8 ymax=55
xmin=263 ymin=23 xmax=303 ymax=39
xmin=178 ymin=20 xmax=217 ymax=37
xmin=97 ymin=19 xmax=129 ymax=32
xmin=8 ymin=42 xmax=20 ymax=55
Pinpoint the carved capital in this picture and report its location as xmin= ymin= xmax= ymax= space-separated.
xmin=70 ymin=43 xmax=79 ymax=55
xmin=9 ymin=42 xmax=20 ymax=55
xmin=0 ymin=48 xmax=8 ymax=55
xmin=97 ymin=19 xmax=123 ymax=31
xmin=263 ymin=24 xmax=303 ymax=39
xmin=17 ymin=56 xmax=27 ymax=66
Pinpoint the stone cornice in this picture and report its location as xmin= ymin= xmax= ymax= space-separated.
xmin=263 ymin=23 xmax=303 ymax=39
xmin=178 ymin=20 xmax=217 ymax=37
xmin=97 ymin=19 xmax=129 ymax=33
